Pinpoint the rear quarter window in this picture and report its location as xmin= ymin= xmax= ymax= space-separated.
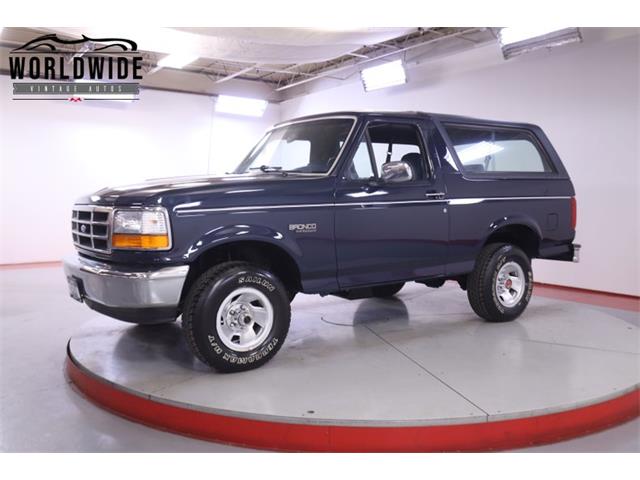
xmin=443 ymin=124 xmax=554 ymax=175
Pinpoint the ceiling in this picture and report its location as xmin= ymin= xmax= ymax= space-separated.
xmin=0 ymin=27 xmax=496 ymax=101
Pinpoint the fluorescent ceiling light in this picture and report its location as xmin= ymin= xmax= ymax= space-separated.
xmin=157 ymin=53 xmax=199 ymax=69
xmin=360 ymin=59 xmax=407 ymax=92
xmin=499 ymin=27 xmax=568 ymax=45
xmin=215 ymin=95 xmax=268 ymax=117
xmin=498 ymin=27 xmax=582 ymax=59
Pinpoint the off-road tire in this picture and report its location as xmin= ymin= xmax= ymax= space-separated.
xmin=371 ymin=282 xmax=405 ymax=298
xmin=182 ymin=261 xmax=291 ymax=373
xmin=467 ymin=243 xmax=533 ymax=322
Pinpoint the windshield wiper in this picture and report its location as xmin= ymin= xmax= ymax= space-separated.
xmin=249 ymin=165 xmax=288 ymax=176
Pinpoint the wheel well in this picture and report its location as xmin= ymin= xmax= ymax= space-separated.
xmin=484 ymin=224 xmax=540 ymax=259
xmin=179 ymin=241 xmax=302 ymax=308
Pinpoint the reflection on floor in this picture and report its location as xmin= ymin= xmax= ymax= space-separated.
xmin=1 ymin=266 xmax=639 ymax=452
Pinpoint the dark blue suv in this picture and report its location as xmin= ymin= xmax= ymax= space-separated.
xmin=64 ymin=111 xmax=579 ymax=372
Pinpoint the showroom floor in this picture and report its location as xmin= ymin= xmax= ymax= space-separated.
xmin=1 ymin=265 xmax=638 ymax=452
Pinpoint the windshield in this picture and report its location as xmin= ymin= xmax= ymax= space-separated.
xmin=233 ymin=118 xmax=354 ymax=175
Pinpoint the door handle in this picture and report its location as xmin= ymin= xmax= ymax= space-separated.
xmin=425 ymin=192 xmax=445 ymax=199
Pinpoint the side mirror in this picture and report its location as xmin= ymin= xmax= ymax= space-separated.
xmin=381 ymin=161 xmax=414 ymax=184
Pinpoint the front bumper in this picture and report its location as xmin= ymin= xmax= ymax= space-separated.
xmin=63 ymin=255 xmax=189 ymax=323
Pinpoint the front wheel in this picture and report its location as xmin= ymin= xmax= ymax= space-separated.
xmin=182 ymin=261 xmax=291 ymax=372
xmin=467 ymin=243 xmax=533 ymax=322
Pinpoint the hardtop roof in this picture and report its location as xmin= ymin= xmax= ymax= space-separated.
xmin=275 ymin=111 xmax=540 ymax=130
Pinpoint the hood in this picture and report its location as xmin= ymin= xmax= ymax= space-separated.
xmin=76 ymin=174 xmax=299 ymax=206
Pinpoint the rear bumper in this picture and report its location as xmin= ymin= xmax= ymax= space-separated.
xmin=539 ymin=243 xmax=581 ymax=263
xmin=572 ymin=244 xmax=581 ymax=263
xmin=63 ymin=254 xmax=189 ymax=323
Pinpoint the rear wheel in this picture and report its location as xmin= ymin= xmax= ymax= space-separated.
xmin=182 ymin=261 xmax=290 ymax=372
xmin=371 ymin=282 xmax=405 ymax=298
xmin=467 ymin=243 xmax=533 ymax=322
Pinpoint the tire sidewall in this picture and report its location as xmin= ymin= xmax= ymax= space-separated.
xmin=190 ymin=266 xmax=290 ymax=369
xmin=486 ymin=245 xmax=533 ymax=320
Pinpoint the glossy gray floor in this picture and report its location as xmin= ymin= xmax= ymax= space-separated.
xmin=1 ymin=266 xmax=639 ymax=452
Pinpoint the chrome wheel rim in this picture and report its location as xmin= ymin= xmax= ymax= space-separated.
xmin=495 ymin=261 xmax=526 ymax=308
xmin=216 ymin=287 xmax=274 ymax=352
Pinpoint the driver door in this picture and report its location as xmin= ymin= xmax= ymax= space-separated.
xmin=334 ymin=119 xmax=448 ymax=288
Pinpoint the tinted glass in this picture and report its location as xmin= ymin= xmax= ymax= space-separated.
xmin=345 ymin=122 xmax=427 ymax=180
xmin=444 ymin=125 xmax=552 ymax=174
xmin=347 ymin=140 xmax=375 ymax=180
xmin=235 ymin=118 xmax=354 ymax=174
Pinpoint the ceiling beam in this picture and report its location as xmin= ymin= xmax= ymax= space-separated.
xmin=275 ymin=27 xmax=483 ymax=92
xmin=214 ymin=64 xmax=258 ymax=84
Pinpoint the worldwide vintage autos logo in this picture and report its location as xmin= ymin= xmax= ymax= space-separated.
xmin=9 ymin=33 xmax=143 ymax=102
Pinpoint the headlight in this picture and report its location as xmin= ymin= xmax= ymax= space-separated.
xmin=112 ymin=208 xmax=171 ymax=250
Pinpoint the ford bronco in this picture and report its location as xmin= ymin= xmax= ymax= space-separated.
xmin=64 ymin=111 xmax=579 ymax=372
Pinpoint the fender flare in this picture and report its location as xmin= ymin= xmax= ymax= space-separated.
xmin=182 ymin=223 xmax=303 ymax=265
xmin=480 ymin=214 xmax=543 ymax=248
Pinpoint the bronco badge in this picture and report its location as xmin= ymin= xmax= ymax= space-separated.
xmin=289 ymin=223 xmax=317 ymax=233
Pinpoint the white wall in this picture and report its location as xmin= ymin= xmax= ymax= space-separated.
xmin=0 ymin=78 xmax=278 ymax=264
xmin=1 ymin=29 xmax=637 ymax=296
xmin=281 ymin=29 xmax=639 ymax=296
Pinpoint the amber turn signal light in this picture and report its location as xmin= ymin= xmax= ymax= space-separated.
xmin=112 ymin=234 xmax=169 ymax=250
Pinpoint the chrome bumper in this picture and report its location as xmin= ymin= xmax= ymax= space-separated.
xmin=572 ymin=243 xmax=581 ymax=263
xmin=63 ymin=255 xmax=189 ymax=309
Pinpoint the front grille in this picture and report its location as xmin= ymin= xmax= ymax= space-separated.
xmin=72 ymin=206 xmax=113 ymax=253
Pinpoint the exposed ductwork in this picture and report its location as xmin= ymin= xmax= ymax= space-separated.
xmin=0 ymin=27 xmax=495 ymax=100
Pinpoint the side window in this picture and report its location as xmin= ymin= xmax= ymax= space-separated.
xmin=444 ymin=124 xmax=553 ymax=174
xmin=347 ymin=140 xmax=375 ymax=180
xmin=345 ymin=122 xmax=428 ymax=181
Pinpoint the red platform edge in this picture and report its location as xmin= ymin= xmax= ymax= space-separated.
xmin=65 ymin=349 xmax=640 ymax=452
xmin=533 ymin=282 xmax=639 ymax=312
